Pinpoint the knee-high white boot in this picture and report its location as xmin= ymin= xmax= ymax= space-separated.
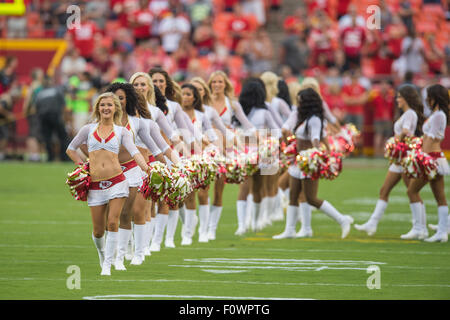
xmin=92 ymin=233 xmax=105 ymax=268
xmin=165 ymin=210 xmax=179 ymax=248
xmin=101 ymin=231 xmax=118 ymax=276
xmin=401 ymin=202 xmax=425 ymax=240
xmin=207 ymin=205 xmax=222 ymax=240
xmin=150 ymin=213 xmax=169 ymax=252
xmin=114 ymin=228 xmax=131 ymax=270
xmin=198 ymin=205 xmax=210 ymax=242
xmin=296 ymin=202 xmax=313 ymax=238
xmin=319 ymin=200 xmax=353 ymax=239
xmin=355 ymin=199 xmax=387 ymax=236
xmin=273 ymin=205 xmax=298 ymax=239
xmin=425 ymin=206 xmax=448 ymax=242
xmin=131 ymin=224 xmax=146 ymax=265
xmin=235 ymin=200 xmax=247 ymax=235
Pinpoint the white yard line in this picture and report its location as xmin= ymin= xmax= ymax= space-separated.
xmin=82 ymin=294 xmax=311 ymax=300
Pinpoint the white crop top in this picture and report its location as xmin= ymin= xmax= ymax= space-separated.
xmin=393 ymin=108 xmax=418 ymax=136
xmin=127 ymin=116 xmax=161 ymax=156
xmin=67 ymin=123 xmax=139 ymax=157
xmin=423 ymin=110 xmax=447 ymax=140
xmin=248 ymin=108 xmax=282 ymax=139
xmin=193 ymin=109 xmax=218 ymax=142
xmin=295 ymin=116 xmax=325 ymax=142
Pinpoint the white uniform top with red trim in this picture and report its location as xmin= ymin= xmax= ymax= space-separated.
xmin=393 ymin=109 xmax=418 ymax=136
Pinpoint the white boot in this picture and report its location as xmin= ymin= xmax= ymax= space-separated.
xmin=143 ymin=220 xmax=154 ymax=256
xmin=282 ymin=188 xmax=289 ymax=211
xmin=244 ymin=194 xmax=253 ymax=230
xmin=165 ymin=210 xmax=179 ymax=248
xmin=207 ymin=205 xmax=222 ymax=240
xmin=235 ymin=200 xmax=247 ymax=235
xmin=125 ymin=222 xmax=134 ymax=261
xmin=355 ymin=199 xmax=387 ymax=236
xmin=251 ymin=201 xmax=261 ymax=232
xmin=114 ymin=228 xmax=131 ymax=270
xmin=421 ymin=203 xmax=428 ymax=238
xmin=131 ymin=224 xmax=146 ymax=265
xmin=92 ymin=233 xmax=105 ymax=268
xmin=319 ymin=200 xmax=353 ymax=239
xmin=182 ymin=209 xmax=195 ymax=245
xmin=101 ymin=231 xmax=118 ymax=276
xmin=273 ymin=205 xmax=298 ymax=239
xmin=150 ymin=214 xmax=168 ymax=252
xmin=296 ymin=203 xmax=313 ymax=238
xmin=198 ymin=205 xmax=210 ymax=242
xmin=425 ymin=206 xmax=448 ymax=243
xmin=272 ymin=189 xmax=285 ymax=221
xmin=401 ymin=202 xmax=424 ymax=240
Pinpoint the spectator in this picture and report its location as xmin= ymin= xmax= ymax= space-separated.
xmin=423 ymin=33 xmax=447 ymax=75
xmin=340 ymin=14 xmax=367 ymax=71
xmin=6 ymin=14 xmax=27 ymax=38
xmin=227 ymin=3 xmax=252 ymax=54
xmin=158 ymin=8 xmax=191 ymax=55
xmin=86 ymin=0 xmax=110 ymax=31
xmin=242 ymin=0 xmax=265 ymax=26
xmin=366 ymin=30 xmax=396 ymax=78
xmin=236 ymin=27 xmax=273 ymax=76
xmin=337 ymin=0 xmax=352 ymax=20
xmin=369 ymin=80 xmax=395 ymax=157
xmin=172 ymin=35 xmax=198 ymax=80
xmin=341 ymin=69 xmax=368 ymax=134
xmin=60 ymin=47 xmax=87 ymax=83
xmin=0 ymin=56 xmax=18 ymax=95
xmin=65 ymin=5 xmax=102 ymax=61
xmin=0 ymin=88 xmax=20 ymax=161
xmin=34 ymin=75 xmax=70 ymax=162
xmin=187 ymin=0 xmax=212 ymax=28
xmin=23 ymin=68 xmax=45 ymax=162
xmin=66 ymin=72 xmax=94 ymax=135
xmin=192 ymin=16 xmax=216 ymax=56
xmin=398 ymin=0 xmax=415 ymax=32
xmin=280 ymin=27 xmax=310 ymax=76
xmin=393 ymin=28 xmax=425 ymax=78
xmin=128 ymin=0 xmax=154 ymax=45
xmin=307 ymin=14 xmax=336 ymax=68
xmin=338 ymin=4 xmax=366 ymax=30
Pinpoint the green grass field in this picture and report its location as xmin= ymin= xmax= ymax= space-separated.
xmin=0 ymin=160 xmax=449 ymax=300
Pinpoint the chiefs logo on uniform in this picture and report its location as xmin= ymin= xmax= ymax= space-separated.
xmin=99 ymin=181 xmax=113 ymax=189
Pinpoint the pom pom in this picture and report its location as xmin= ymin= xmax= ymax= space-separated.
xmin=66 ymin=162 xmax=90 ymax=201
xmin=296 ymin=148 xmax=343 ymax=180
xmin=328 ymin=123 xmax=360 ymax=156
xmin=384 ymin=136 xmax=422 ymax=165
xmin=401 ymin=148 xmax=437 ymax=180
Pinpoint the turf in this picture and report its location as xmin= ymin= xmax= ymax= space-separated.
xmin=0 ymin=160 xmax=449 ymax=300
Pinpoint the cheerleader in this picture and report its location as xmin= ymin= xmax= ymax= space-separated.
xmin=104 ymin=83 xmax=176 ymax=269
xmin=280 ymin=78 xmax=342 ymax=237
xmin=148 ymin=67 xmax=201 ymax=149
xmin=129 ymin=72 xmax=187 ymax=253
xmin=207 ymin=70 xmax=256 ymax=240
xmin=354 ymin=85 xmax=425 ymax=238
xmin=260 ymin=72 xmax=292 ymax=126
xmin=237 ymin=78 xmax=281 ymax=234
xmin=406 ymin=84 xmax=449 ymax=242
xmin=273 ymin=88 xmax=353 ymax=239
xmin=66 ymin=92 xmax=150 ymax=276
xmin=179 ymin=83 xmax=219 ymax=244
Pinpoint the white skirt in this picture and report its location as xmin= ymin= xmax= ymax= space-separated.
xmin=388 ymin=163 xmax=404 ymax=173
xmin=124 ymin=165 xmax=143 ymax=188
xmin=435 ymin=157 xmax=450 ymax=176
xmin=87 ymin=179 xmax=129 ymax=207
xmin=288 ymin=164 xmax=308 ymax=180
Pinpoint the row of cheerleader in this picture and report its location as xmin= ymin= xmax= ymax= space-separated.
xmin=65 ymin=67 xmax=450 ymax=276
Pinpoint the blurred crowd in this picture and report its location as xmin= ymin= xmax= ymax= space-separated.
xmin=0 ymin=0 xmax=449 ymax=161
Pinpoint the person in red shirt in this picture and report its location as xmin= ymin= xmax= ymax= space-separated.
xmin=66 ymin=10 xmax=101 ymax=61
xmin=369 ymin=80 xmax=395 ymax=157
xmin=129 ymin=0 xmax=154 ymax=45
xmin=340 ymin=16 xmax=367 ymax=72
xmin=227 ymin=3 xmax=252 ymax=54
xmin=342 ymin=70 xmax=368 ymax=151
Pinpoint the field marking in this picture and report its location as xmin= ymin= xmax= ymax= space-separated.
xmin=82 ymin=294 xmax=311 ymax=300
xmin=184 ymin=258 xmax=386 ymax=265
xmin=1 ymin=277 xmax=449 ymax=289
xmin=0 ymin=244 xmax=90 ymax=248
xmin=201 ymin=269 xmax=248 ymax=274
xmin=343 ymin=197 xmax=437 ymax=206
